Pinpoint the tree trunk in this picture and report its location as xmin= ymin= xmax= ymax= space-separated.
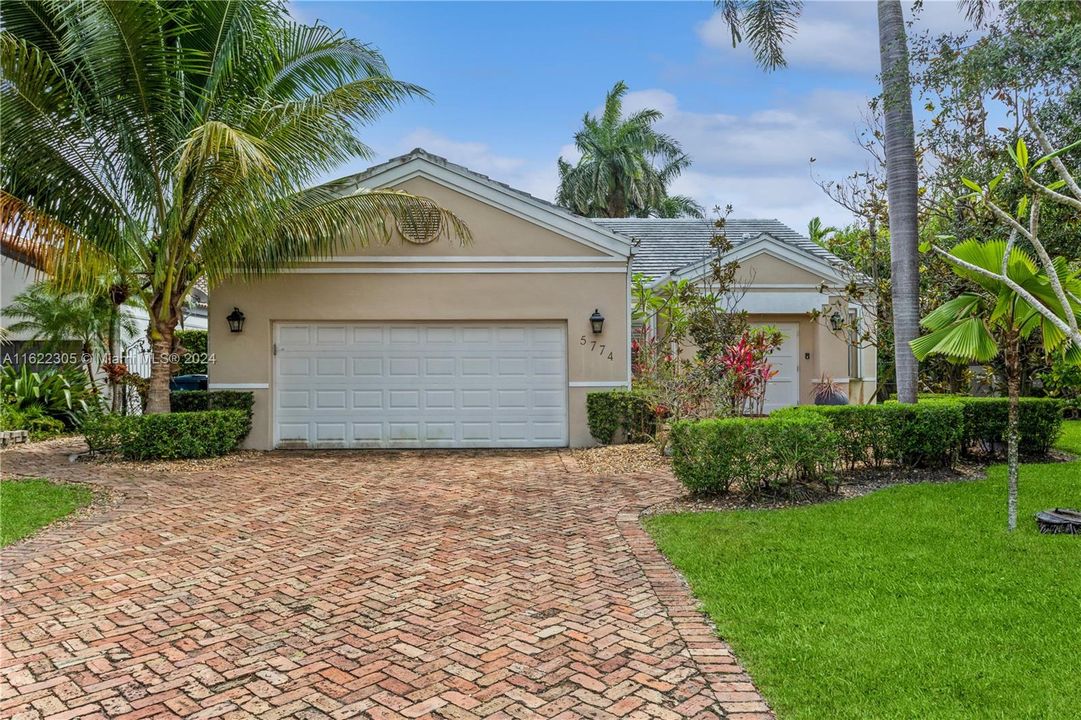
xmin=877 ymin=0 xmax=921 ymax=404
xmin=145 ymin=320 xmax=175 ymax=414
xmin=608 ymin=179 xmax=627 ymax=218
xmin=109 ymin=303 xmax=122 ymax=413
xmin=1005 ymin=331 xmax=1021 ymax=532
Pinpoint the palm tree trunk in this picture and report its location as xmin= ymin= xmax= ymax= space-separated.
xmin=109 ymin=303 xmax=122 ymax=413
xmin=145 ymin=320 xmax=175 ymax=414
xmin=1005 ymin=331 xmax=1021 ymax=532
xmin=877 ymin=0 xmax=921 ymax=404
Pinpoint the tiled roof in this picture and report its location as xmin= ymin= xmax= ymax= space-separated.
xmin=592 ymin=218 xmax=851 ymax=281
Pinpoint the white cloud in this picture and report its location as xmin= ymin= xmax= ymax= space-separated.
xmin=396 ymin=129 xmax=559 ymax=201
xmin=697 ymin=1 xmax=978 ymax=74
xmin=388 ymin=86 xmax=877 ymax=232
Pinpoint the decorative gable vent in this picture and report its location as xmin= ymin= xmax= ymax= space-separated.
xmin=396 ymin=203 xmax=443 ymax=244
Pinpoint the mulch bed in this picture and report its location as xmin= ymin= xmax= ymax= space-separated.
xmin=570 ymin=443 xmax=671 ymax=475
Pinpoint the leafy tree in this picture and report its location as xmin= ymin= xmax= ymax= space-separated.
xmin=912 ymin=239 xmax=1080 ymax=530
xmin=557 ymin=81 xmax=696 ymax=218
xmin=0 ymin=0 xmax=468 ymax=413
xmin=714 ymin=0 xmax=923 ymax=403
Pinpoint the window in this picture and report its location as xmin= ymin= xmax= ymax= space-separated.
xmin=847 ymin=309 xmax=861 ymax=378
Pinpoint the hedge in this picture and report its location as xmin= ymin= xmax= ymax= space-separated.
xmin=83 ymin=409 xmax=250 ymax=460
xmin=951 ymin=397 xmax=1064 ymax=456
xmin=775 ymin=401 xmax=964 ymax=469
xmin=586 ymin=389 xmax=656 ymax=444
xmin=170 ymin=390 xmax=254 ymax=415
xmin=669 ymin=413 xmax=838 ymax=496
xmin=173 ymin=329 xmax=208 ymax=375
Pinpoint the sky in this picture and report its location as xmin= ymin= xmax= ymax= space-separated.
xmin=290 ymin=1 xmax=975 ymax=233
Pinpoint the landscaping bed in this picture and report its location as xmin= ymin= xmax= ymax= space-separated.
xmin=570 ymin=443 xmax=670 ymax=475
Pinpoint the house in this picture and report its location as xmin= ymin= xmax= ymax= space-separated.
xmin=596 ymin=218 xmax=877 ymax=412
xmin=208 ymin=149 xmax=873 ymax=450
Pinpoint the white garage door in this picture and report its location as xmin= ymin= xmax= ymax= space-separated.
xmin=273 ymin=322 xmax=567 ymax=448
xmin=756 ymin=322 xmax=799 ymax=413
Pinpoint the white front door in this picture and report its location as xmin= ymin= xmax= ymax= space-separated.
xmin=273 ymin=322 xmax=568 ymax=448
xmin=755 ymin=322 xmax=799 ymax=412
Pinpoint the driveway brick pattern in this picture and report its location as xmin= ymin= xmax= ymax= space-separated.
xmin=1 ymin=443 xmax=771 ymax=719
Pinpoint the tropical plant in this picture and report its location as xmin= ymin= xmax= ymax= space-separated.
xmin=911 ymin=239 xmax=1081 ymax=530
xmin=806 ymin=216 xmax=838 ymax=247
xmin=714 ymin=0 xmax=923 ymax=404
xmin=812 ymin=374 xmax=849 ymax=406
xmin=1 ymin=0 xmax=469 ymax=414
xmin=645 ymin=194 xmax=705 ymax=219
xmin=2 ymin=281 xmax=136 ymax=394
xmin=0 ymin=363 xmax=95 ymax=428
xmin=557 ymin=81 xmax=695 ymax=218
xmin=720 ymin=326 xmax=784 ymax=416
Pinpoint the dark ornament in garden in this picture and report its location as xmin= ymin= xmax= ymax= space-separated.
xmin=1035 ymin=508 xmax=1081 ymax=534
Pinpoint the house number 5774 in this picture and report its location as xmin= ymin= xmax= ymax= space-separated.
xmin=580 ymin=335 xmax=615 ymax=361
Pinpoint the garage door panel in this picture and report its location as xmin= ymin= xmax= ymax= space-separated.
xmin=275 ymin=322 xmax=567 ymax=448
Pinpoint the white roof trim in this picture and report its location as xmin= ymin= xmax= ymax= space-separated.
xmin=340 ymin=154 xmax=634 ymax=260
xmin=667 ymin=233 xmax=854 ymax=287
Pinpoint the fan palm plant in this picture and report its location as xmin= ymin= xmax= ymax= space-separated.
xmin=0 ymin=0 xmax=469 ymax=413
xmin=911 ymin=239 xmax=1081 ymax=530
xmin=557 ymin=81 xmax=695 ymax=218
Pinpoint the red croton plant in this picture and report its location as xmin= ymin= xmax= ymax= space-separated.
xmin=632 ymin=325 xmax=785 ymax=426
xmin=720 ymin=327 xmax=784 ymax=416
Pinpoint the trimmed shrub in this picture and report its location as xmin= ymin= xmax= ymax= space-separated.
xmin=170 ymin=390 xmax=254 ymax=415
xmin=173 ymin=329 xmax=208 ymax=375
xmin=953 ymin=397 xmax=1064 ymax=457
xmin=669 ymin=414 xmax=838 ymax=496
xmin=83 ymin=409 xmax=250 ymax=460
xmin=776 ymin=400 xmax=964 ymax=469
xmin=586 ymin=389 xmax=655 ymax=444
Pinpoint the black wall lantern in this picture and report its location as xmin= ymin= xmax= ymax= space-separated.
xmin=590 ymin=308 xmax=605 ymax=334
xmin=226 ymin=307 xmax=246 ymax=333
xmin=829 ymin=310 xmax=844 ymax=332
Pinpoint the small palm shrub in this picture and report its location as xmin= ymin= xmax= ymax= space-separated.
xmin=0 ymin=363 xmax=95 ymax=429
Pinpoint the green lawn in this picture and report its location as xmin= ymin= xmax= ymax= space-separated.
xmin=1 ymin=478 xmax=93 ymax=546
xmin=646 ymin=420 xmax=1081 ymax=720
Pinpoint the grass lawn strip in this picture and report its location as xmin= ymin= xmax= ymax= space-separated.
xmin=646 ymin=420 xmax=1081 ymax=720
xmin=1 ymin=478 xmax=94 ymax=546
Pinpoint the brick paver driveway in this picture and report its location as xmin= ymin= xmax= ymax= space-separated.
xmin=1 ymin=443 xmax=769 ymax=720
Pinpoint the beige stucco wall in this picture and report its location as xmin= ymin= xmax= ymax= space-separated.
xmin=665 ymin=248 xmax=878 ymax=407
xmin=208 ymin=176 xmax=630 ymax=450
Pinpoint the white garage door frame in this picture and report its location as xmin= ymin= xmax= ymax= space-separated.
xmin=754 ymin=321 xmax=800 ymax=413
xmin=272 ymin=320 xmax=569 ymax=449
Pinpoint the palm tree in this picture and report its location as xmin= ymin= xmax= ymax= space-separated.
xmin=715 ymin=0 xmax=923 ymax=403
xmin=911 ymin=239 xmax=1081 ymax=530
xmin=0 ymin=0 xmax=468 ymax=414
xmin=807 ymin=216 xmax=838 ymax=246
xmin=2 ymin=281 xmax=134 ymax=393
xmin=557 ymin=81 xmax=695 ymax=218
xmin=645 ymin=195 xmax=706 ymax=219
